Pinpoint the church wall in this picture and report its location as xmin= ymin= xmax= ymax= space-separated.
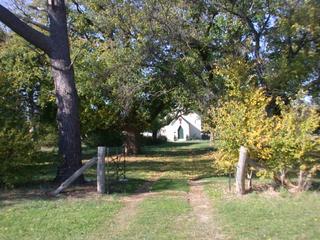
xmin=159 ymin=112 xmax=201 ymax=142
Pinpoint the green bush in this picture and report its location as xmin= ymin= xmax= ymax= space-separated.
xmin=83 ymin=129 xmax=123 ymax=147
xmin=37 ymin=124 xmax=58 ymax=148
xmin=0 ymin=127 xmax=36 ymax=188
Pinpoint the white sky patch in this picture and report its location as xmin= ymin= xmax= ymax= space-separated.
xmin=0 ymin=0 xmax=12 ymax=7
xmin=304 ymin=95 xmax=313 ymax=104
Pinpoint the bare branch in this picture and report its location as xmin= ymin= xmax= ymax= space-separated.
xmin=0 ymin=4 xmax=51 ymax=54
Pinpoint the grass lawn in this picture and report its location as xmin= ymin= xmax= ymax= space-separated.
xmin=204 ymin=178 xmax=320 ymax=240
xmin=108 ymin=194 xmax=194 ymax=240
xmin=1 ymin=140 xmax=319 ymax=240
xmin=0 ymin=197 xmax=123 ymax=240
xmin=0 ymin=141 xmax=214 ymax=240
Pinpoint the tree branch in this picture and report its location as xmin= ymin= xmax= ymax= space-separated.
xmin=0 ymin=4 xmax=51 ymax=54
xmin=292 ymin=32 xmax=308 ymax=56
xmin=18 ymin=15 xmax=49 ymax=32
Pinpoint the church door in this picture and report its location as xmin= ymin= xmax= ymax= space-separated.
xmin=178 ymin=126 xmax=184 ymax=139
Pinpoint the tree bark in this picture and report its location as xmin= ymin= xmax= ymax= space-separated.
xmin=48 ymin=1 xmax=83 ymax=183
xmin=0 ymin=5 xmax=51 ymax=54
xmin=247 ymin=170 xmax=253 ymax=191
xmin=0 ymin=1 xmax=83 ymax=183
xmin=280 ymin=169 xmax=286 ymax=187
xmin=152 ymin=130 xmax=157 ymax=142
xmin=297 ymin=170 xmax=312 ymax=191
xmin=123 ymin=127 xmax=140 ymax=155
xmin=273 ymin=173 xmax=296 ymax=189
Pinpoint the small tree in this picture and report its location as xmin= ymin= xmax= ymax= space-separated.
xmin=267 ymin=99 xmax=320 ymax=190
xmin=209 ymin=88 xmax=273 ymax=174
xmin=208 ymin=87 xmax=320 ymax=191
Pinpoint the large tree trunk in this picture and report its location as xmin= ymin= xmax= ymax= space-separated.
xmin=0 ymin=1 xmax=83 ymax=183
xmin=123 ymin=127 xmax=140 ymax=155
xmin=48 ymin=1 xmax=83 ymax=183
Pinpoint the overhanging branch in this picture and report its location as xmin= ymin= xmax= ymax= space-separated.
xmin=0 ymin=4 xmax=51 ymax=54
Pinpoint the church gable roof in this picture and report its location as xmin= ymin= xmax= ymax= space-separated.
xmin=170 ymin=115 xmax=192 ymax=126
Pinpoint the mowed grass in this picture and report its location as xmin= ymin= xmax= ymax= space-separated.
xmin=151 ymin=178 xmax=189 ymax=192
xmin=1 ymin=141 xmax=320 ymax=240
xmin=109 ymin=195 xmax=194 ymax=240
xmin=204 ymin=178 xmax=320 ymax=240
xmin=125 ymin=195 xmax=193 ymax=240
xmin=0 ymin=197 xmax=123 ymax=240
xmin=0 ymin=141 xmax=213 ymax=240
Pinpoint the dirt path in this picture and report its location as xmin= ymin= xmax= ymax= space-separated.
xmin=87 ymin=172 xmax=163 ymax=240
xmin=188 ymin=180 xmax=226 ymax=240
xmin=88 ymin=151 xmax=225 ymax=240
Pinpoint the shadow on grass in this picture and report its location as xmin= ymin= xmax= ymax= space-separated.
xmin=151 ymin=178 xmax=189 ymax=192
xmin=123 ymin=159 xmax=216 ymax=178
xmin=82 ymin=141 xmax=215 ymax=158
xmin=1 ymin=141 xmax=217 ymax=205
xmin=3 ymin=150 xmax=59 ymax=190
xmin=142 ymin=141 xmax=215 ymax=157
xmin=106 ymin=178 xmax=148 ymax=194
xmin=82 ymin=145 xmax=126 ymax=159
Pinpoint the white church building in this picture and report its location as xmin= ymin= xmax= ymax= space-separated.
xmin=158 ymin=112 xmax=202 ymax=142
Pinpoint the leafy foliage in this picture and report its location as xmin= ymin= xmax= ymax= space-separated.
xmin=0 ymin=69 xmax=36 ymax=187
xmin=0 ymin=33 xmax=51 ymax=187
xmin=0 ymin=128 xmax=35 ymax=187
xmin=265 ymin=98 xmax=320 ymax=178
xmin=208 ymin=88 xmax=273 ymax=173
xmin=208 ymin=87 xmax=320 ymax=185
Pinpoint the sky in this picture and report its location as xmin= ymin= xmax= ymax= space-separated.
xmin=0 ymin=0 xmax=11 ymax=7
xmin=0 ymin=0 xmax=15 ymax=12
xmin=0 ymin=0 xmax=32 ymax=9
xmin=0 ymin=0 xmax=32 ymax=5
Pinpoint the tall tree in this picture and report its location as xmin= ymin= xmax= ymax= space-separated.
xmin=0 ymin=1 xmax=83 ymax=183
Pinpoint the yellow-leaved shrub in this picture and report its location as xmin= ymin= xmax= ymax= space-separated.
xmin=266 ymin=100 xmax=320 ymax=180
xmin=207 ymin=88 xmax=320 ymax=187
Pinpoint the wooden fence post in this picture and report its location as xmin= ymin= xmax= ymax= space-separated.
xmin=97 ymin=146 xmax=106 ymax=194
xmin=106 ymin=147 xmax=110 ymax=194
xmin=50 ymin=157 xmax=97 ymax=196
xmin=236 ymin=146 xmax=248 ymax=195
